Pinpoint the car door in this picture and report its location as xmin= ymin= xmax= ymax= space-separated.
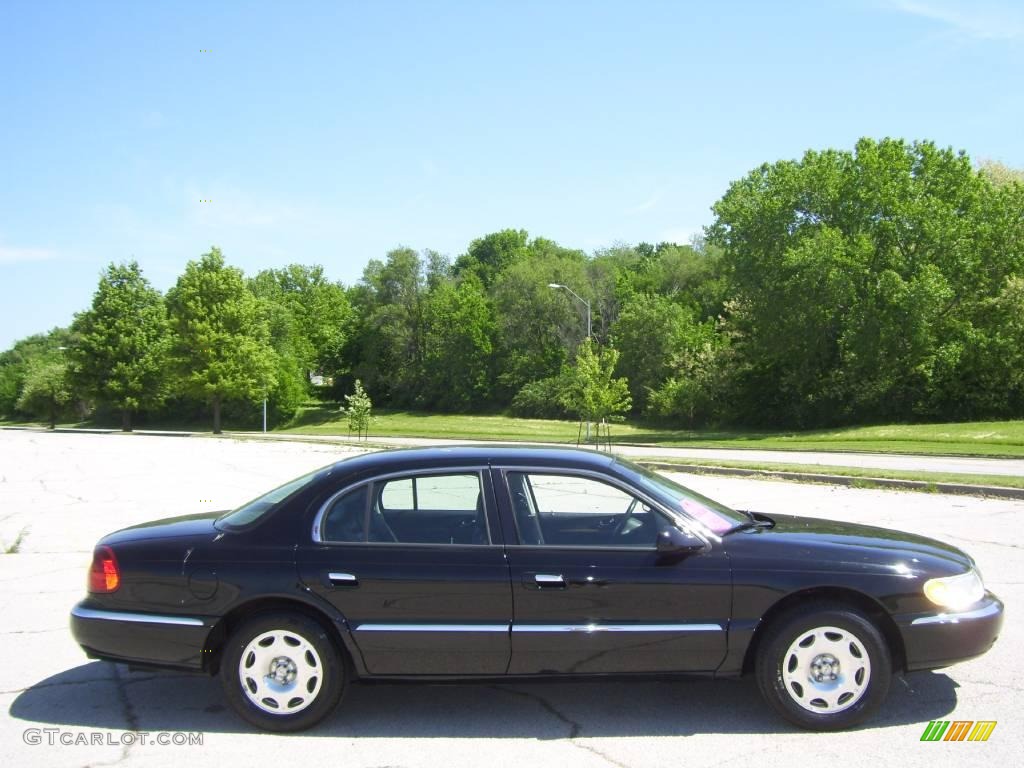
xmin=297 ymin=467 xmax=513 ymax=676
xmin=494 ymin=467 xmax=731 ymax=675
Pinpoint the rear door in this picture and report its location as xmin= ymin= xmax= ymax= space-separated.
xmin=494 ymin=467 xmax=731 ymax=675
xmin=297 ymin=468 xmax=513 ymax=675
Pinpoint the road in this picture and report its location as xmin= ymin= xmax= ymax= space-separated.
xmin=254 ymin=432 xmax=1024 ymax=477
xmin=0 ymin=430 xmax=1020 ymax=768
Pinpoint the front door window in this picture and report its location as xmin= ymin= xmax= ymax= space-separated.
xmin=507 ymin=472 xmax=663 ymax=548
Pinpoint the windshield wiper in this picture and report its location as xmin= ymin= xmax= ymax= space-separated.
xmin=727 ymin=510 xmax=774 ymax=534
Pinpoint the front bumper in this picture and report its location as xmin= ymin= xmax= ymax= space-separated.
xmin=70 ymin=601 xmax=215 ymax=671
xmin=895 ymin=593 xmax=1004 ymax=672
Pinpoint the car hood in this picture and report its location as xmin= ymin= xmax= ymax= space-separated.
xmin=729 ymin=511 xmax=973 ymax=576
xmin=99 ymin=510 xmax=225 ymax=546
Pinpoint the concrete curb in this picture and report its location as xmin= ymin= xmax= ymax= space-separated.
xmin=638 ymin=461 xmax=1024 ymax=500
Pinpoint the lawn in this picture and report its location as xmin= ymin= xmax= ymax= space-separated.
xmin=280 ymin=406 xmax=1024 ymax=458
xmin=641 ymin=457 xmax=1024 ymax=491
xmin=6 ymin=406 xmax=1024 ymax=458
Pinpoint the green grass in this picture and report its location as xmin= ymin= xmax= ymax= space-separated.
xmin=283 ymin=407 xmax=599 ymax=441
xmin=639 ymin=457 xmax=1024 ymax=491
xmin=281 ymin=406 xmax=1024 ymax=458
xmin=7 ymin=406 xmax=1024 ymax=459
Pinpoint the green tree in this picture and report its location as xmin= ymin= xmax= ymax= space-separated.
xmin=16 ymin=357 xmax=72 ymax=428
xmin=707 ymin=137 xmax=1020 ymax=425
xmin=340 ymin=379 xmax=372 ymax=439
xmin=978 ymin=159 xmax=1024 ymax=188
xmin=68 ymin=261 xmax=169 ymax=431
xmin=491 ymin=248 xmax=590 ymax=399
xmin=166 ymin=248 xmax=277 ymax=434
xmin=646 ymin=335 xmax=728 ymax=426
xmin=612 ymin=294 xmax=718 ymax=413
xmin=510 ymin=371 xmax=574 ymax=419
xmin=607 ymin=241 xmax=727 ymax=322
xmin=453 ymin=229 xmax=530 ymax=288
xmin=0 ymin=328 xmax=71 ymax=417
xmin=347 ymin=248 xmax=428 ymax=405
xmin=561 ymin=338 xmax=631 ymax=444
xmin=423 ymin=276 xmax=495 ymax=410
xmin=249 ymin=264 xmax=353 ymax=376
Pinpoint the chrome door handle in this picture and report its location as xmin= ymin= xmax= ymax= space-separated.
xmin=534 ymin=573 xmax=565 ymax=587
xmin=328 ymin=572 xmax=358 ymax=586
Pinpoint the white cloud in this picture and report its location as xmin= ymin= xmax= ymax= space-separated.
xmin=887 ymin=0 xmax=1024 ymax=40
xmin=656 ymin=226 xmax=702 ymax=246
xmin=0 ymin=244 xmax=56 ymax=265
xmin=623 ymin=191 xmax=662 ymax=216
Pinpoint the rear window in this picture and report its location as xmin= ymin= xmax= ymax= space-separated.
xmin=216 ymin=468 xmax=324 ymax=529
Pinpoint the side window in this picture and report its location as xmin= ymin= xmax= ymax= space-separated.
xmin=508 ymin=473 xmax=664 ymax=549
xmin=321 ymin=485 xmax=368 ymax=542
xmin=530 ymin=474 xmax=634 ymax=514
xmin=371 ymin=473 xmax=488 ymax=545
xmin=381 ymin=478 xmax=414 ymax=509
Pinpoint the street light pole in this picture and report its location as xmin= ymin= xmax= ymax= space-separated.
xmin=548 ymin=283 xmax=593 ymax=443
xmin=548 ymin=283 xmax=591 ymax=338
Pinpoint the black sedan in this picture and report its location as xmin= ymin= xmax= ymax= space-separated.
xmin=70 ymin=446 xmax=1003 ymax=732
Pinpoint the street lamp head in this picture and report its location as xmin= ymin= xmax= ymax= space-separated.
xmin=547 ymin=283 xmax=564 ymax=289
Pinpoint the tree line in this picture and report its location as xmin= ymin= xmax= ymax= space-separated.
xmin=2 ymin=138 xmax=1022 ymax=432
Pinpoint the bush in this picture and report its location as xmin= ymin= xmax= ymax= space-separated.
xmin=510 ymin=375 xmax=573 ymax=419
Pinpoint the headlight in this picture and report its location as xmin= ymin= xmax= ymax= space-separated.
xmin=923 ymin=568 xmax=985 ymax=610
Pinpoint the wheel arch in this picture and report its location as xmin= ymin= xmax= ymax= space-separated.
xmin=740 ymin=586 xmax=907 ymax=675
xmin=203 ymin=595 xmax=362 ymax=677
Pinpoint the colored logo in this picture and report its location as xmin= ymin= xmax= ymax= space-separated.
xmin=920 ymin=720 xmax=997 ymax=742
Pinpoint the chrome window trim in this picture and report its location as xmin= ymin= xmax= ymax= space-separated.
xmin=352 ymin=622 xmax=722 ymax=633
xmin=910 ymin=600 xmax=1001 ymax=625
xmin=513 ymin=623 xmax=723 ymax=633
xmin=71 ymin=605 xmax=206 ymax=627
xmin=312 ymin=466 xmax=491 ymax=545
xmin=355 ymin=623 xmax=510 ymax=633
xmin=495 ymin=465 xmax=716 ymax=549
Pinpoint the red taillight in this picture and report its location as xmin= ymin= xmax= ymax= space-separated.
xmin=88 ymin=546 xmax=120 ymax=593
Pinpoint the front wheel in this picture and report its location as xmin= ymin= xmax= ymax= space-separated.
xmin=756 ymin=602 xmax=891 ymax=731
xmin=220 ymin=612 xmax=345 ymax=731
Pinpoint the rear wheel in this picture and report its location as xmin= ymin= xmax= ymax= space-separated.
xmin=756 ymin=602 xmax=891 ymax=731
xmin=220 ymin=612 xmax=345 ymax=731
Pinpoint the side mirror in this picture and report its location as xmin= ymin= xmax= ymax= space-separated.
xmin=656 ymin=526 xmax=707 ymax=556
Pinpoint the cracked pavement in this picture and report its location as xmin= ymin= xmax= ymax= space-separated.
xmin=0 ymin=430 xmax=1020 ymax=767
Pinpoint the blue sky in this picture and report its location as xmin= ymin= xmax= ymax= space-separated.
xmin=1 ymin=0 xmax=1022 ymax=349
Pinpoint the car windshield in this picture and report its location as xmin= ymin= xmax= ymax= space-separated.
xmin=216 ymin=468 xmax=324 ymax=530
xmin=614 ymin=458 xmax=748 ymax=535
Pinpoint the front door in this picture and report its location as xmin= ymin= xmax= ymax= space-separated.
xmin=297 ymin=468 xmax=512 ymax=675
xmin=495 ymin=469 xmax=730 ymax=675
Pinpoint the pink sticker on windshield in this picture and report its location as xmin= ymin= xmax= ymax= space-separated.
xmin=680 ymin=499 xmax=732 ymax=534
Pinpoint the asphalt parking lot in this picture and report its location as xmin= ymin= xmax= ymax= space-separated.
xmin=0 ymin=430 xmax=1019 ymax=767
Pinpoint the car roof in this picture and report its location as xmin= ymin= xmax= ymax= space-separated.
xmin=327 ymin=445 xmax=618 ymax=477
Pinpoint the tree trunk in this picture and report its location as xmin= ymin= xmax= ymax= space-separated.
xmin=121 ymin=409 xmax=132 ymax=432
xmin=212 ymin=395 xmax=222 ymax=435
xmin=48 ymin=401 xmax=56 ymax=430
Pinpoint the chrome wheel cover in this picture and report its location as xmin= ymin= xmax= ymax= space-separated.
xmin=781 ymin=625 xmax=871 ymax=714
xmin=238 ymin=629 xmax=324 ymax=715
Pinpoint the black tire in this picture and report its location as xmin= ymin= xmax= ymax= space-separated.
xmin=219 ymin=611 xmax=346 ymax=732
xmin=755 ymin=601 xmax=891 ymax=731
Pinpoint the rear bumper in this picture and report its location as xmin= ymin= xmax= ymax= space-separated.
xmin=70 ymin=602 xmax=215 ymax=671
xmin=895 ymin=594 xmax=1004 ymax=672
